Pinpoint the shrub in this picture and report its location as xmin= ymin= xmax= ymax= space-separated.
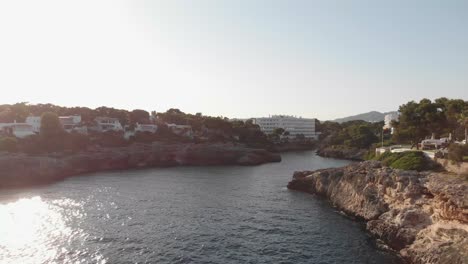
xmin=40 ymin=112 xmax=64 ymax=138
xmin=132 ymin=131 xmax=158 ymax=143
xmin=364 ymin=150 xmax=376 ymax=160
xmin=18 ymin=132 xmax=89 ymax=154
xmin=0 ymin=137 xmax=18 ymax=152
xmin=448 ymin=144 xmax=468 ymax=163
xmin=64 ymin=132 xmax=90 ymax=152
xmin=91 ymin=131 xmax=128 ymax=148
xmin=390 ymin=152 xmax=428 ymax=171
xmin=376 ymin=151 xmax=402 ymax=165
xmin=374 ymin=151 xmax=435 ymax=171
xmin=17 ymin=135 xmax=44 ymax=154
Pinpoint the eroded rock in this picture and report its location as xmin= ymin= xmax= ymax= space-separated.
xmin=287 ymin=161 xmax=468 ymax=264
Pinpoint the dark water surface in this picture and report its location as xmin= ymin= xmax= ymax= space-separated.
xmin=0 ymin=151 xmax=401 ymax=264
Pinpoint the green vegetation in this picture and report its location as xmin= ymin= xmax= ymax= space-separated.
xmin=393 ymin=98 xmax=468 ymax=146
xmin=156 ymin=109 xmax=273 ymax=147
xmin=448 ymin=144 xmax=468 ymax=163
xmin=317 ymin=120 xmax=384 ymax=149
xmin=374 ymin=151 xmax=436 ymax=171
xmin=0 ymin=103 xmax=279 ymax=154
xmin=0 ymin=137 xmax=17 ymax=152
xmin=271 ymin=127 xmax=286 ymax=141
xmin=129 ymin=109 xmax=150 ymax=128
xmin=38 ymin=112 xmax=68 ymax=153
xmin=40 ymin=112 xmax=64 ymax=138
xmin=316 ymin=97 xmax=467 ymax=169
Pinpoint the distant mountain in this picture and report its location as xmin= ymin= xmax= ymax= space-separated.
xmin=332 ymin=111 xmax=398 ymax=123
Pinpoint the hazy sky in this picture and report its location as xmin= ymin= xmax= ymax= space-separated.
xmin=1 ymin=0 xmax=467 ymax=120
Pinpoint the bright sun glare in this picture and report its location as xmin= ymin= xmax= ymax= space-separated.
xmin=0 ymin=196 xmax=104 ymax=264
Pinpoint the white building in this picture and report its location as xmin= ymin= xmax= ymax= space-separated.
xmin=135 ymin=123 xmax=158 ymax=133
xmin=0 ymin=123 xmax=35 ymax=138
xmin=167 ymin=123 xmax=193 ymax=137
xmin=383 ymin=113 xmax=399 ymax=132
xmin=25 ymin=116 xmax=41 ymax=133
xmin=59 ymin=116 xmax=81 ymax=129
xmin=94 ymin=117 xmax=123 ymax=132
xmin=124 ymin=123 xmax=159 ymax=139
xmin=252 ymin=115 xmax=319 ymax=140
xmin=59 ymin=115 xmax=87 ymax=133
xmin=26 ymin=115 xmax=85 ymax=133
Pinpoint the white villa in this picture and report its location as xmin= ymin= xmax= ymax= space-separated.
xmin=59 ymin=116 xmax=81 ymax=129
xmin=124 ymin=123 xmax=159 ymax=139
xmin=60 ymin=115 xmax=87 ymax=133
xmin=135 ymin=123 xmax=158 ymax=133
xmin=0 ymin=123 xmax=35 ymax=138
xmin=167 ymin=124 xmax=193 ymax=137
xmin=26 ymin=115 xmax=86 ymax=133
xmin=383 ymin=113 xmax=399 ymax=133
xmin=25 ymin=116 xmax=42 ymax=133
xmin=93 ymin=117 xmax=123 ymax=132
xmin=252 ymin=115 xmax=320 ymax=140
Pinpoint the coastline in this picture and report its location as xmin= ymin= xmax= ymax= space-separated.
xmin=316 ymin=146 xmax=367 ymax=161
xmin=0 ymin=142 xmax=281 ymax=189
xmin=271 ymin=142 xmax=317 ymax=152
xmin=287 ymin=161 xmax=468 ymax=264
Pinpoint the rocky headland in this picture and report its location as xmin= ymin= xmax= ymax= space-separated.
xmin=0 ymin=142 xmax=281 ymax=188
xmin=288 ymin=161 xmax=467 ymax=264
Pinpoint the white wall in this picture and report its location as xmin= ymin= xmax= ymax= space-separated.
xmin=25 ymin=116 xmax=41 ymax=133
xmin=253 ymin=115 xmax=319 ymax=139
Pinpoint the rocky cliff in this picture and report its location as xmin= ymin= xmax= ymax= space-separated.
xmin=288 ymin=161 xmax=467 ymax=264
xmin=0 ymin=142 xmax=281 ymax=188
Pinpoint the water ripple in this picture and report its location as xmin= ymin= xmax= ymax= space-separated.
xmin=0 ymin=152 xmax=401 ymax=263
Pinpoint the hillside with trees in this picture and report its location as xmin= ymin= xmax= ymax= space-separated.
xmin=0 ymin=103 xmax=275 ymax=154
xmin=318 ymin=120 xmax=382 ymax=149
xmin=317 ymin=98 xmax=468 ymax=161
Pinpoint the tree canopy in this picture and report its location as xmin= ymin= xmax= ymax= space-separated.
xmin=40 ymin=112 xmax=64 ymax=138
xmin=392 ymin=98 xmax=468 ymax=144
xmin=317 ymin=120 xmax=382 ymax=149
xmin=130 ymin=109 xmax=150 ymax=126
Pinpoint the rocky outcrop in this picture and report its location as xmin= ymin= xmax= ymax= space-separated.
xmin=0 ymin=142 xmax=281 ymax=188
xmin=288 ymin=161 xmax=468 ymax=264
xmin=316 ymin=147 xmax=367 ymax=161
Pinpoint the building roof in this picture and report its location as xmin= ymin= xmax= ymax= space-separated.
xmin=255 ymin=115 xmax=316 ymax=120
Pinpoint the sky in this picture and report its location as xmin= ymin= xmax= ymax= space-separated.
xmin=0 ymin=0 xmax=467 ymax=120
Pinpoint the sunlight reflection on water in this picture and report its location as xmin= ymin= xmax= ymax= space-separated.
xmin=0 ymin=196 xmax=106 ymax=264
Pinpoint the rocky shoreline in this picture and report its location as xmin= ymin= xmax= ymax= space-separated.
xmin=0 ymin=142 xmax=281 ymax=188
xmin=288 ymin=161 xmax=467 ymax=264
xmin=316 ymin=146 xmax=367 ymax=161
xmin=271 ymin=142 xmax=317 ymax=152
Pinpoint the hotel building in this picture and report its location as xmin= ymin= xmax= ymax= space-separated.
xmin=252 ymin=115 xmax=319 ymax=140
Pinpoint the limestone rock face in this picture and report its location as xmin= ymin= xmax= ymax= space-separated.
xmin=287 ymin=161 xmax=468 ymax=264
xmin=0 ymin=142 xmax=281 ymax=188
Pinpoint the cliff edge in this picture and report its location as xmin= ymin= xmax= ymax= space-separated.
xmin=288 ymin=161 xmax=467 ymax=264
